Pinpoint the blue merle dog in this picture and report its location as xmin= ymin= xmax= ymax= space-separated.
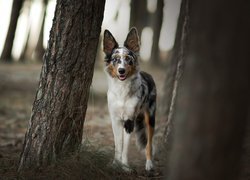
xmin=103 ymin=27 xmax=156 ymax=171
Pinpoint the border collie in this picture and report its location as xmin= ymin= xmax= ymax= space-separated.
xmin=103 ymin=27 xmax=156 ymax=171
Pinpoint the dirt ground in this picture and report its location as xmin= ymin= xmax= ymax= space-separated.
xmin=0 ymin=62 xmax=167 ymax=179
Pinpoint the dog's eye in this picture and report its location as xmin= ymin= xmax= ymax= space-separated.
xmin=125 ymin=56 xmax=133 ymax=65
xmin=111 ymin=57 xmax=121 ymax=64
xmin=112 ymin=57 xmax=118 ymax=62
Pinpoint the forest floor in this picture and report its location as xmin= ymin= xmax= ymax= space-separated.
xmin=0 ymin=62 xmax=167 ymax=179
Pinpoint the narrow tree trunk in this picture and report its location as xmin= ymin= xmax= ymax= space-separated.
xmin=129 ymin=0 xmax=147 ymax=37
xmin=19 ymin=30 xmax=31 ymax=62
xmin=34 ymin=0 xmax=48 ymax=61
xmin=0 ymin=0 xmax=24 ymax=62
xmin=163 ymin=0 xmax=189 ymax=148
xmin=19 ymin=0 xmax=32 ymax=62
xmin=167 ymin=1 xmax=250 ymax=180
xmin=19 ymin=0 xmax=105 ymax=170
xmin=150 ymin=0 xmax=164 ymax=64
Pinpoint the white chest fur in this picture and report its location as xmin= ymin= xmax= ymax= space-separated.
xmin=107 ymin=76 xmax=140 ymax=121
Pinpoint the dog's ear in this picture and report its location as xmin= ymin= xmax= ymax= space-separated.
xmin=124 ymin=27 xmax=140 ymax=53
xmin=103 ymin=30 xmax=118 ymax=56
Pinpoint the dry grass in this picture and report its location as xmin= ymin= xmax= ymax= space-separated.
xmin=0 ymin=141 xmax=164 ymax=180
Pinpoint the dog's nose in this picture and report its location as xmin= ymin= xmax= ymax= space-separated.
xmin=118 ymin=68 xmax=126 ymax=75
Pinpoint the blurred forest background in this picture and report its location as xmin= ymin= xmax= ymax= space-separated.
xmin=1 ymin=0 xmax=249 ymax=179
xmin=0 ymin=0 xmax=178 ymax=179
xmin=0 ymin=0 xmax=180 ymax=63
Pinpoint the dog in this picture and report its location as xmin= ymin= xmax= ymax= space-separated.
xmin=103 ymin=27 xmax=156 ymax=171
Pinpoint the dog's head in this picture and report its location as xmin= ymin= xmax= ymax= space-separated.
xmin=103 ymin=28 xmax=140 ymax=81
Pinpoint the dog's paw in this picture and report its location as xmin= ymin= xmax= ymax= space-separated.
xmin=111 ymin=160 xmax=135 ymax=173
xmin=111 ymin=159 xmax=121 ymax=168
xmin=145 ymin=160 xmax=154 ymax=171
xmin=122 ymin=165 xmax=133 ymax=173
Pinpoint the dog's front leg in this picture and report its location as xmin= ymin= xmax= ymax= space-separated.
xmin=122 ymin=128 xmax=131 ymax=166
xmin=122 ymin=119 xmax=133 ymax=166
xmin=111 ymin=118 xmax=123 ymax=164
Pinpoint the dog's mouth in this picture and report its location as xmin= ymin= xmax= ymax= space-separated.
xmin=118 ymin=74 xmax=127 ymax=81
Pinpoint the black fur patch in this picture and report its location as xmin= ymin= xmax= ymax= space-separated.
xmin=139 ymin=71 xmax=156 ymax=128
xmin=124 ymin=119 xmax=134 ymax=134
xmin=135 ymin=113 xmax=147 ymax=149
xmin=140 ymin=71 xmax=156 ymax=93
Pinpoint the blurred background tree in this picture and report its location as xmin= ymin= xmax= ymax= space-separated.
xmin=0 ymin=0 xmax=24 ymax=62
xmin=0 ymin=0 xmax=181 ymax=64
xmin=162 ymin=0 xmax=189 ymax=156
xmin=164 ymin=0 xmax=250 ymax=180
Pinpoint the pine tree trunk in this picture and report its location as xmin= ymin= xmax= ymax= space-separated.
xmin=0 ymin=0 xmax=24 ymax=62
xmin=163 ymin=0 xmax=189 ymax=148
xmin=167 ymin=1 xmax=250 ymax=180
xmin=19 ymin=0 xmax=105 ymax=170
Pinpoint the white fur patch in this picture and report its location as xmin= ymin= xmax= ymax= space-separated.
xmin=107 ymin=74 xmax=140 ymax=121
xmin=145 ymin=159 xmax=154 ymax=171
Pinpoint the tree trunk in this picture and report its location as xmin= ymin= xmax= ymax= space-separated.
xmin=19 ymin=0 xmax=105 ymax=170
xmin=0 ymin=0 xmax=24 ymax=62
xmin=129 ymin=0 xmax=148 ymax=37
xmin=19 ymin=0 xmax=32 ymax=62
xmin=239 ymin=112 xmax=250 ymax=180
xmin=150 ymin=0 xmax=164 ymax=64
xmin=167 ymin=1 xmax=250 ymax=180
xmin=34 ymin=0 xmax=48 ymax=61
xmin=19 ymin=29 xmax=31 ymax=62
xmin=163 ymin=0 xmax=189 ymax=148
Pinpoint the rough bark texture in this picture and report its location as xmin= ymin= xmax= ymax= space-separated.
xmin=163 ymin=0 xmax=189 ymax=147
xmin=19 ymin=0 xmax=105 ymax=170
xmin=0 ymin=0 xmax=24 ymax=61
xmin=167 ymin=1 xmax=250 ymax=180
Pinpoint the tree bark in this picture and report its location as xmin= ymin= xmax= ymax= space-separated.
xmin=163 ymin=0 xmax=189 ymax=148
xmin=19 ymin=0 xmax=105 ymax=170
xmin=167 ymin=1 xmax=250 ymax=180
xmin=0 ymin=0 xmax=24 ymax=62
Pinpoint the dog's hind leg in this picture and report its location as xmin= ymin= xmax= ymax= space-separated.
xmin=144 ymin=110 xmax=154 ymax=171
